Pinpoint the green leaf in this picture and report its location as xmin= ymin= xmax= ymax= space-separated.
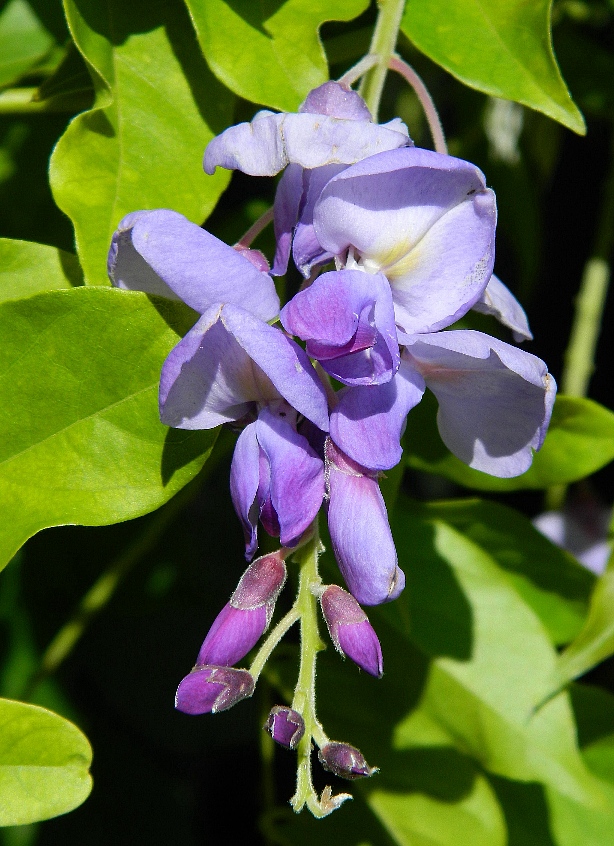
xmin=0 ymin=287 xmax=216 ymax=572
xmin=184 ymin=0 xmax=370 ymax=111
xmin=0 ymin=698 xmax=92 ymax=826
xmin=416 ymin=498 xmax=594 ymax=645
xmin=0 ymin=238 xmax=83 ymax=304
xmin=0 ymin=0 xmax=55 ymax=90
xmin=401 ymin=0 xmax=585 ymax=134
xmin=554 ymin=560 xmax=614 ymax=689
xmin=50 ymin=0 xmax=234 ymax=286
xmin=405 ymin=393 xmax=614 ymax=491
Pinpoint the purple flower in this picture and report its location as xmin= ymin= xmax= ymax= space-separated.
xmin=312 ymin=147 xmax=497 ymax=335
xmin=473 ymin=274 xmax=533 ymax=342
xmin=320 ymin=585 xmax=383 ymax=677
xmin=175 ymin=666 xmax=255 ymax=715
xmin=108 ymin=209 xmax=279 ymax=323
xmin=325 ymin=438 xmax=404 ymax=606
xmin=280 ymin=269 xmax=399 ymax=386
xmin=318 ymin=742 xmax=378 ymax=780
xmin=264 ymin=706 xmax=305 ymax=749
xmin=196 ymin=553 xmax=287 ymax=667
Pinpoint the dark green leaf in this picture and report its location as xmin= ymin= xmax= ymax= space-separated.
xmin=401 ymin=0 xmax=585 ymax=133
xmin=0 ymin=287 xmax=215 ymax=572
xmin=0 ymin=698 xmax=92 ymax=826
xmin=184 ymin=0 xmax=370 ymax=111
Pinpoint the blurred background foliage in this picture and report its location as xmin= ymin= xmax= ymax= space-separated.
xmin=1 ymin=0 xmax=614 ymax=844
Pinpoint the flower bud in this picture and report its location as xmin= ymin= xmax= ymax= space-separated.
xmin=320 ymin=585 xmax=383 ymax=678
xmin=318 ymin=742 xmax=378 ymax=780
xmin=196 ymin=553 xmax=287 ymax=667
xmin=175 ymin=666 xmax=254 ymax=715
xmin=263 ymin=706 xmax=305 ymax=749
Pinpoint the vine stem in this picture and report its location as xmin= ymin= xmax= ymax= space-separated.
xmin=389 ymin=54 xmax=447 ymax=154
xmin=358 ymin=0 xmax=407 ymax=120
xmin=236 ymin=206 xmax=274 ymax=249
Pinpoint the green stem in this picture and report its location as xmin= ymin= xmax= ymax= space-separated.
xmin=358 ymin=0 xmax=407 ymax=120
xmin=0 ymin=87 xmax=92 ymax=114
xmin=249 ymin=606 xmax=300 ymax=681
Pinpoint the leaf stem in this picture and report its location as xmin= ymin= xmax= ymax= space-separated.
xmin=0 ymin=87 xmax=92 ymax=114
xmin=389 ymin=54 xmax=447 ymax=154
xmin=358 ymin=0 xmax=407 ymax=120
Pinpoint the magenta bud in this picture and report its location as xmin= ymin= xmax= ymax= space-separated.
xmin=264 ymin=706 xmax=305 ymax=749
xmin=320 ymin=585 xmax=383 ymax=678
xmin=175 ymin=666 xmax=254 ymax=715
xmin=318 ymin=742 xmax=378 ymax=780
xmin=196 ymin=553 xmax=287 ymax=667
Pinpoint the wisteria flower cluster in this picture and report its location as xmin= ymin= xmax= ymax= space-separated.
xmin=108 ymin=80 xmax=555 ymax=814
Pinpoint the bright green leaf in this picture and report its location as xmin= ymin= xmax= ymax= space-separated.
xmin=0 ymin=238 xmax=83 ymax=304
xmin=554 ymin=559 xmax=614 ymax=690
xmin=405 ymin=393 xmax=614 ymax=491
xmin=50 ymin=0 xmax=234 ymax=285
xmin=0 ymin=0 xmax=54 ymax=90
xmin=0 ymin=698 xmax=92 ymax=826
xmin=401 ymin=0 xmax=585 ymax=134
xmin=184 ymin=0 xmax=370 ymax=111
xmin=416 ymin=498 xmax=594 ymax=645
xmin=0 ymin=287 xmax=216 ymax=573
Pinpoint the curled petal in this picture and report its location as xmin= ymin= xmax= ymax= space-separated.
xmin=159 ymin=304 xmax=330 ymax=431
xmin=472 ymin=274 xmax=533 ymax=342
xmin=175 ymin=666 xmax=255 ymax=715
xmin=281 ymin=270 xmax=399 ymax=386
xmin=230 ymin=423 xmax=261 ymax=558
xmin=204 ymin=113 xmax=409 ymax=177
xmin=325 ymin=440 xmax=404 ymax=605
xmin=291 ymin=165 xmax=345 ymax=277
xmin=330 ymin=362 xmax=425 ymax=471
xmin=196 ymin=603 xmax=268 ymax=667
xmin=314 ymin=147 xmax=497 ymax=334
xmin=403 ymin=330 xmax=556 ymax=477
xmin=272 ymin=164 xmax=303 ymax=276
xmin=108 ymin=209 xmax=279 ymax=321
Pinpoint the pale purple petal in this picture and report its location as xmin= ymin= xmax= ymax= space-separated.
xmin=159 ymin=304 xmax=330 ymax=431
xmin=299 ymin=81 xmax=372 ymax=120
xmin=204 ymin=112 xmax=409 ymax=177
xmin=272 ymin=164 xmax=303 ymax=275
xmin=313 ymin=147 xmax=497 ymax=334
xmin=197 ymin=603 xmax=268 ymax=667
xmin=230 ymin=423 xmax=261 ymax=558
xmin=403 ymin=330 xmax=557 ymax=477
xmin=110 ymin=209 xmax=279 ymax=321
xmin=255 ymin=408 xmax=324 ymax=548
xmin=326 ymin=440 xmax=405 ymax=605
xmin=472 ymin=274 xmax=533 ymax=342
xmin=291 ymin=165 xmax=345 ymax=277
xmin=330 ymin=362 xmax=425 ymax=471
xmin=281 ymin=269 xmax=399 ymax=386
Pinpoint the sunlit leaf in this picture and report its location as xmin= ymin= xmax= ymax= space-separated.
xmin=405 ymin=393 xmax=614 ymax=491
xmin=401 ymin=0 xmax=585 ymax=134
xmin=0 ymin=698 xmax=92 ymax=826
xmin=50 ymin=0 xmax=233 ymax=285
xmin=0 ymin=287 xmax=215 ymax=572
xmin=184 ymin=0 xmax=370 ymax=111
xmin=0 ymin=238 xmax=82 ymax=303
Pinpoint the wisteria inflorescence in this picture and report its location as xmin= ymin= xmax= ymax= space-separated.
xmin=107 ymin=78 xmax=556 ymax=816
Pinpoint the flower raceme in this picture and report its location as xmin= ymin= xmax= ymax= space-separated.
xmin=109 ymin=80 xmax=557 ymax=806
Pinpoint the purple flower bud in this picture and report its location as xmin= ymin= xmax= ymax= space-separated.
xmin=197 ymin=554 xmax=287 ymax=667
xmin=318 ymin=742 xmax=378 ymax=780
xmin=263 ymin=706 xmax=305 ymax=749
xmin=320 ymin=585 xmax=383 ymax=678
xmin=175 ymin=666 xmax=254 ymax=715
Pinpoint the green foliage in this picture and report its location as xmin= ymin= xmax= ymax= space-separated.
xmin=0 ymin=0 xmax=55 ymax=90
xmin=0 ymin=698 xmax=92 ymax=826
xmin=50 ymin=0 xmax=234 ymax=285
xmin=401 ymin=0 xmax=586 ymax=134
xmin=405 ymin=393 xmax=614 ymax=491
xmin=0 ymin=287 xmax=215 ymax=573
xmin=184 ymin=0 xmax=370 ymax=112
xmin=0 ymin=238 xmax=82 ymax=303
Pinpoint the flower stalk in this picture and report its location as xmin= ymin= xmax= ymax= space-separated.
xmin=359 ymin=0 xmax=407 ymax=119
